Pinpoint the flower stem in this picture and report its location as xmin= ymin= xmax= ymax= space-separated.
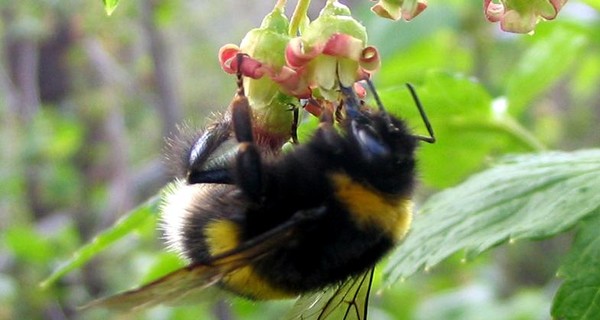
xmin=493 ymin=116 xmax=547 ymax=151
xmin=445 ymin=116 xmax=546 ymax=151
xmin=274 ymin=0 xmax=287 ymax=10
xmin=289 ymin=0 xmax=311 ymax=36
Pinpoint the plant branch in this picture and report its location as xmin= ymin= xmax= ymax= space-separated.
xmin=140 ymin=0 xmax=182 ymax=137
xmin=289 ymin=0 xmax=311 ymax=36
xmin=445 ymin=116 xmax=547 ymax=152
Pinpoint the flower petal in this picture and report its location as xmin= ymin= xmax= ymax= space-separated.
xmin=484 ymin=0 xmax=505 ymax=23
xmin=402 ymin=0 xmax=427 ymax=21
xmin=500 ymin=9 xmax=537 ymax=33
xmin=484 ymin=0 xmax=569 ymax=34
xmin=285 ymin=37 xmax=323 ymax=69
xmin=370 ymin=0 xmax=428 ymax=21
xmin=359 ymin=46 xmax=381 ymax=73
xmin=270 ymin=66 xmax=312 ymax=98
xmin=218 ymin=44 xmax=241 ymax=74
xmin=322 ymin=33 xmax=364 ymax=61
xmin=312 ymin=55 xmax=338 ymax=91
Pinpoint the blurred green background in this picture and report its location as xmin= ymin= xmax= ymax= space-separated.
xmin=1 ymin=0 xmax=599 ymax=319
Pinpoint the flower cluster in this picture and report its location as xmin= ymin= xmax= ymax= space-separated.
xmin=216 ymin=0 xmax=568 ymax=143
xmin=484 ymin=0 xmax=568 ymax=33
xmin=219 ymin=0 xmax=381 ymax=123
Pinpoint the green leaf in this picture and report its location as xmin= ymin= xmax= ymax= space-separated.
xmin=40 ymin=195 xmax=160 ymax=288
xmin=377 ymin=31 xmax=471 ymax=85
xmin=385 ymin=149 xmax=600 ymax=283
xmin=5 ymin=226 xmax=55 ymax=264
xmin=552 ymin=213 xmax=600 ymax=319
xmin=103 ymin=0 xmax=120 ymax=16
xmin=140 ymin=251 xmax=186 ymax=283
xmin=506 ymin=24 xmax=587 ymax=115
xmin=379 ymin=71 xmax=535 ymax=188
xmin=581 ymin=0 xmax=600 ymax=11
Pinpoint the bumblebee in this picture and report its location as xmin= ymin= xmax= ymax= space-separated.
xmin=86 ymin=57 xmax=435 ymax=319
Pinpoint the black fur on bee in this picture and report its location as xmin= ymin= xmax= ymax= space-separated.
xmin=161 ymin=73 xmax=434 ymax=299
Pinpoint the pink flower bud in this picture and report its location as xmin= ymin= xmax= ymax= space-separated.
xmin=218 ymin=45 xmax=265 ymax=79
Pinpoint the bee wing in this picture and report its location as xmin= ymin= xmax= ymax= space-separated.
xmin=82 ymin=207 xmax=313 ymax=313
xmin=287 ymin=268 xmax=375 ymax=320
xmin=81 ymin=260 xmax=232 ymax=312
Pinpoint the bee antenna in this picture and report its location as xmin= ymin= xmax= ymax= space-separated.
xmin=336 ymin=64 xmax=362 ymax=121
xmin=339 ymin=83 xmax=363 ymax=120
xmin=364 ymin=79 xmax=385 ymax=113
xmin=405 ymin=83 xmax=436 ymax=144
xmin=235 ymin=53 xmax=246 ymax=97
xmin=364 ymin=78 xmax=394 ymax=128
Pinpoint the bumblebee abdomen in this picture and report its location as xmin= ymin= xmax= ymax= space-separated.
xmin=161 ymin=181 xmax=297 ymax=299
xmin=244 ymin=199 xmax=408 ymax=296
xmin=203 ymin=219 xmax=298 ymax=299
xmin=161 ymin=182 xmax=245 ymax=262
xmin=329 ymin=172 xmax=413 ymax=242
xmin=245 ymin=172 xmax=413 ymax=296
xmin=161 ymin=165 xmax=414 ymax=300
xmin=249 ymin=213 xmax=394 ymax=296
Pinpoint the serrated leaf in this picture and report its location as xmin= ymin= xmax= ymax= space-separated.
xmin=103 ymin=0 xmax=120 ymax=16
xmin=40 ymin=195 xmax=160 ymax=288
xmin=551 ymin=213 xmax=600 ymax=319
xmin=385 ymin=149 xmax=600 ymax=283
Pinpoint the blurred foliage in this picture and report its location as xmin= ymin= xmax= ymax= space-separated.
xmin=40 ymin=196 xmax=160 ymax=289
xmin=1 ymin=0 xmax=600 ymax=319
xmin=103 ymin=0 xmax=120 ymax=16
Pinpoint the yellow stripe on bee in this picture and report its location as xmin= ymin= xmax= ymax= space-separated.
xmin=222 ymin=266 xmax=295 ymax=300
xmin=205 ymin=219 xmax=241 ymax=256
xmin=330 ymin=173 xmax=413 ymax=241
xmin=204 ymin=219 xmax=295 ymax=300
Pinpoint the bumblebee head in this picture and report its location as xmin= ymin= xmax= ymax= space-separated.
xmin=336 ymin=82 xmax=435 ymax=194
xmin=339 ymin=83 xmax=416 ymax=161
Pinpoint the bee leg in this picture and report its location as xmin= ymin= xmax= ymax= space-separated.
xmin=320 ymin=106 xmax=334 ymax=125
xmin=187 ymin=119 xmax=235 ymax=185
xmin=334 ymin=99 xmax=344 ymax=123
xmin=231 ymin=89 xmax=264 ymax=202
xmin=313 ymin=108 xmax=340 ymax=149
xmin=188 ymin=167 xmax=233 ymax=185
xmin=290 ymin=106 xmax=299 ymax=144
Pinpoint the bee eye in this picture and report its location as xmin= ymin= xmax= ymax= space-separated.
xmin=352 ymin=121 xmax=390 ymax=161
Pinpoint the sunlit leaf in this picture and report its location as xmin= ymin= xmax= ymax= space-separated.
xmin=40 ymin=196 xmax=160 ymax=288
xmin=506 ymin=24 xmax=587 ymax=115
xmin=385 ymin=149 xmax=600 ymax=283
